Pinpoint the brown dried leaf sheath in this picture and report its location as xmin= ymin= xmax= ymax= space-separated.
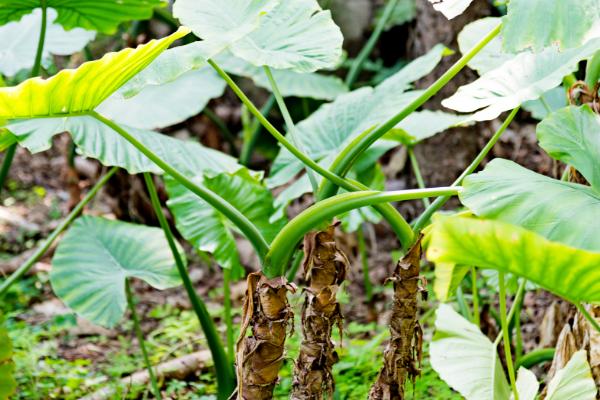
xmin=369 ymin=236 xmax=424 ymax=400
xmin=235 ymin=272 xmax=295 ymax=400
xmin=291 ymin=223 xmax=349 ymax=400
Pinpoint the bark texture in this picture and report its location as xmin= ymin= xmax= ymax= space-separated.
xmin=291 ymin=223 xmax=349 ymax=400
xmin=369 ymin=236 xmax=424 ymax=400
xmin=236 ymin=272 xmax=295 ymax=400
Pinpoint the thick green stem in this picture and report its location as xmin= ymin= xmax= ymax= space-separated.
xmin=223 ymin=268 xmax=234 ymax=364
xmin=318 ymin=23 xmax=502 ymax=201
xmin=126 ymin=280 xmax=162 ymax=399
xmin=209 ymin=60 xmax=414 ymax=248
xmin=471 ymin=267 xmax=480 ymax=327
xmin=412 ymin=106 xmax=520 ymax=232
xmin=516 ymin=348 xmax=556 ymax=370
xmin=408 ymin=147 xmax=430 ymax=207
xmin=345 ymin=0 xmax=399 ymax=87
xmin=357 ymin=224 xmax=373 ymax=302
xmin=265 ymin=187 xmax=460 ymax=277
xmin=0 ymin=1 xmax=48 ymax=195
xmin=143 ymin=173 xmax=235 ymax=399
xmin=91 ymin=111 xmax=270 ymax=262
xmin=240 ymin=96 xmax=276 ymax=166
xmin=203 ymin=108 xmax=239 ymax=157
xmin=0 ymin=167 xmax=118 ymax=297
xmin=576 ymin=303 xmax=600 ymax=334
xmin=263 ymin=66 xmax=318 ymax=192
xmin=499 ymin=273 xmax=519 ymax=400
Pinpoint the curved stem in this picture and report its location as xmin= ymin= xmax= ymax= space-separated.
xmin=222 ymin=268 xmax=234 ymax=365
xmin=412 ymin=106 xmax=520 ymax=232
xmin=263 ymin=66 xmax=318 ymax=192
xmin=265 ymin=187 xmax=460 ymax=277
xmin=126 ymin=279 xmax=162 ymax=399
xmin=345 ymin=0 xmax=399 ymax=87
xmin=499 ymin=273 xmax=519 ymax=400
xmin=576 ymin=303 xmax=600 ymax=334
xmin=209 ymin=60 xmax=414 ymax=248
xmin=143 ymin=173 xmax=235 ymax=399
xmin=0 ymin=167 xmax=118 ymax=298
xmin=90 ymin=111 xmax=270 ymax=262
xmin=0 ymin=1 xmax=48 ymax=195
xmin=408 ymin=147 xmax=430 ymax=208
xmin=318 ymin=23 xmax=502 ymax=201
xmin=357 ymin=224 xmax=373 ymax=302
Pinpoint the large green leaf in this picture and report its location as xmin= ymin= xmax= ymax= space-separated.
xmin=502 ymin=0 xmax=600 ymax=53
xmin=0 ymin=28 xmax=189 ymax=120
xmin=377 ymin=0 xmax=416 ymax=30
xmin=97 ymin=66 xmax=226 ymax=129
xmin=428 ymin=0 xmax=474 ymax=19
xmin=174 ymin=0 xmax=343 ymax=73
xmin=7 ymin=116 xmax=243 ymax=176
xmin=50 ymin=216 xmax=182 ymax=327
xmin=522 ymin=87 xmax=568 ymax=120
xmin=166 ymin=170 xmax=286 ymax=275
xmin=443 ymin=38 xmax=600 ymax=121
xmin=457 ymin=17 xmax=511 ymax=75
xmin=0 ymin=8 xmax=95 ymax=76
xmin=537 ymin=105 xmax=600 ymax=190
xmin=214 ymin=52 xmax=348 ymax=100
xmin=0 ymin=0 xmax=165 ymax=34
xmin=546 ymin=351 xmax=598 ymax=400
xmin=426 ymin=216 xmax=600 ymax=303
xmin=0 ymin=313 xmax=16 ymax=400
xmin=460 ymin=158 xmax=600 ymax=251
xmin=430 ymin=304 xmax=511 ymax=400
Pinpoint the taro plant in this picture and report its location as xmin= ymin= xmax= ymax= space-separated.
xmin=1 ymin=0 xmax=600 ymax=399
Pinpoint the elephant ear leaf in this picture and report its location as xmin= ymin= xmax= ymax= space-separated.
xmin=174 ymin=0 xmax=343 ymax=73
xmin=0 ymin=0 xmax=166 ymax=34
xmin=427 ymin=0 xmax=474 ymax=20
xmin=0 ymin=27 xmax=189 ymax=121
xmin=50 ymin=216 xmax=182 ymax=328
xmin=426 ymin=215 xmax=600 ymax=304
xmin=430 ymin=304 xmax=511 ymax=400
xmin=0 ymin=313 xmax=16 ymax=400
xmin=545 ymin=351 xmax=598 ymax=400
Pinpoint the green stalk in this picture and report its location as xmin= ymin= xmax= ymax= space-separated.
xmin=223 ymin=268 xmax=234 ymax=364
xmin=318 ymin=23 xmax=502 ymax=201
xmin=143 ymin=173 xmax=235 ymax=399
xmin=345 ymin=0 xmax=399 ymax=87
xmin=265 ymin=187 xmax=460 ymax=277
xmin=0 ymin=167 xmax=118 ymax=297
xmin=357 ymin=224 xmax=373 ymax=302
xmin=125 ymin=279 xmax=162 ymax=399
xmin=264 ymin=66 xmax=319 ymax=193
xmin=456 ymin=287 xmax=472 ymax=322
xmin=408 ymin=147 xmax=430 ymax=207
xmin=516 ymin=348 xmax=555 ymax=370
xmin=412 ymin=106 xmax=520 ymax=232
xmin=208 ymin=60 xmax=415 ymax=248
xmin=203 ymin=108 xmax=239 ymax=157
xmin=471 ymin=267 xmax=480 ymax=327
xmin=499 ymin=273 xmax=519 ymax=400
xmin=285 ymin=250 xmax=304 ymax=282
xmin=91 ymin=111 xmax=270 ymax=263
xmin=240 ymin=96 xmax=276 ymax=166
xmin=576 ymin=303 xmax=600 ymax=334
xmin=0 ymin=1 xmax=48 ymax=196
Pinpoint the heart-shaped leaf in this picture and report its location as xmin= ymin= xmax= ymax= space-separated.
xmin=0 ymin=28 xmax=189 ymax=120
xmin=430 ymin=304 xmax=511 ymax=400
xmin=443 ymin=38 xmax=600 ymax=121
xmin=546 ymin=351 xmax=598 ymax=400
xmin=0 ymin=8 xmax=95 ymax=76
xmin=426 ymin=216 xmax=600 ymax=304
xmin=174 ymin=0 xmax=343 ymax=73
xmin=502 ymin=0 xmax=600 ymax=53
xmin=166 ymin=170 xmax=285 ymax=276
xmin=460 ymin=158 xmax=600 ymax=251
xmin=428 ymin=0 xmax=474 ymax=20
xmin=537 ymin=105 xmax=600 ymax=190
xmin=0 ymin=0 xmax=165 ymax=34
xmin=50 ymin=216 xmax=182 ymax=327
xmin=0 ymin=313 xmax=16 ymax=400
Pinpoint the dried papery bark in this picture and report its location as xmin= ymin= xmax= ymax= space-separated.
xmin=235 ymin=272 xmax=295 ymax=400
xmin=369 ymin=236 xmax=424 ymax=400
xmin=291 ymin=223 xmax=349 ymax=400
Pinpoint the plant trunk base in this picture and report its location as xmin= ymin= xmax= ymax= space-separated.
xmin=369 ymin=236 xmax=424 ymax=400
xmin=291 ymin=223 xmax=349 ymax=400
xmin=235 ymin=272 xmax=294 ymax=400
